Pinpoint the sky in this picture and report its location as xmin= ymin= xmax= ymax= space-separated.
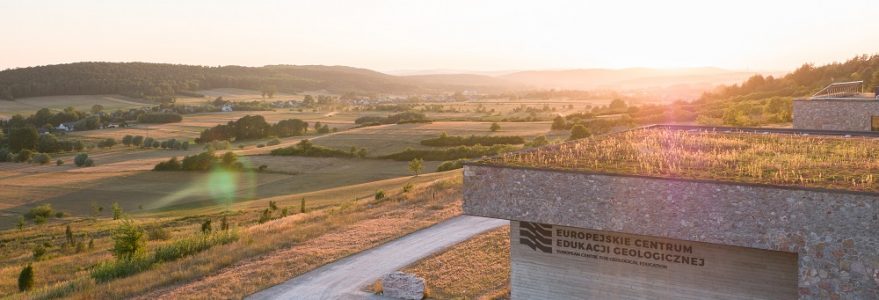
xmin=1 ymin=0 xmax=877 ymax=73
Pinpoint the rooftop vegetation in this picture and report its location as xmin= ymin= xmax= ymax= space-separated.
xmin=485 ymin=128 xmax=879 ymax=192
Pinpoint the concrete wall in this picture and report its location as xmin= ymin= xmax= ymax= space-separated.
xmin=511 ymin=221 xmax=798 ymax=299
xmin=463 ymin=164 xmax=879 ymax=299
xmin=793 ymin=99 xmax=879 ymax=131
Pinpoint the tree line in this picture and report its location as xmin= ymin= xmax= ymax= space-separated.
xmin=197 ymin=115 xmax=309 ymax=143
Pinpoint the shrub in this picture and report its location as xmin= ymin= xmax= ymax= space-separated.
xmin=266 ymin=138 xmax=281 ymax=146
xmin=153 ymin=156 xmax=182 ymax=171
xmin=201 ymin=220 xmax=212 ymax=234
xmin=26 ymin=204 xmax=53 ymax=220
xmin=569 ymin=125 xmax=591 ymax=140
xmin=490 ymin=122 xmax=501 ymax=132
xmin=526 ymin=136 xmax=549 ymax=147
xmin=0 ymin=149 xmax=11 ymax=162
xmin=112 ymin=202 xmax=122 ymax=220
xmin=437 ymin=159 xmax=467 ymax=172
xmin=56 ymin=159 xmax=64 ymax=166
xmin=74 ymin=153 xmax=89 ymax=167
xmin=98 ymin=138 xmax=117 ymax=149
xmin=381 ymin=144 xmax=516 ymax=161
xmin=374 ymin=190 xmax=385 ymax=201
xmin=142 ymin=137 xmax=155 ymax=148
xmin=146 ymin=226 xmax=171 ymax=240
xmin=32 ymin=245 xmax=47 ymax=260
xmin=122 ymin=135 xmax=133 ymax=146
xmin=131 ymin=135 xmax=144 ymax=147
xmin=270 ymin=140 xmax=354 ymax=158
xmin=18 ymin=264 xmax=34 ymax=292
xmin=83 ymin=158 xmax=94 ymax=167
xmin=408 ymin=158 xmax=423 ymax=175
xmin=420 ymin=134 xmax=525 ymax=147
xmin=32 ymin=153 xmax=51 ymax=165
xmin=112 ymin=219 xmax=145 ymax=260
xmin=402 ymin=183 xmax=413 ymax=193
xmin=153 ymin=230 xmax=238 ymax=263
xmin=256 ymin=144 xmax=265 ymax=148
xmin=258 ymin=209 xmax=271 ymax=223
xmin=91 ymin=256 xmax=152 ymax=283
xmin=15 ymin=150 xmax=33 ymax=162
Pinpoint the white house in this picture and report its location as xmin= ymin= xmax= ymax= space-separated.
xmin=57 ymin=122 xmax=76 ymax=132
xmin=221 ymin=104 xmax=234 ymax=112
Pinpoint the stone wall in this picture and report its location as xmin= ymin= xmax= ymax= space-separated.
xmin=463 ymin=164 xmax=879 ymax=299
xmin=793 ymin=99 xmax=879 ymax=131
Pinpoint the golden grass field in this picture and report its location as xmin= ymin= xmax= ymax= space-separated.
xmin=0 ymin=172 xmax=463 ymax=299
xmin=0 ymin=95 xmax=151 ymax=118
xmin=372 ymin=225 xmax=511 ymax=299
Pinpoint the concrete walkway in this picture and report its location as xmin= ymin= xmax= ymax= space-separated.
xmin=247 ymin=215 xmax=508 ymax=300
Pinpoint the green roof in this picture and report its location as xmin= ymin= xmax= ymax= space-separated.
xmin=481 ymin=127 xmax=879 ymax=193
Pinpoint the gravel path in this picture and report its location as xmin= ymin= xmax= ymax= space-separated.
xmin=247 ymin=215 xmax=508 ymax=300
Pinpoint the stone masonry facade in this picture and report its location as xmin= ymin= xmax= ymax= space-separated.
xmin=793 ymin=99 xmax=879 ymax=131
xmin=463 ymin=164 xmax=879 ymax=299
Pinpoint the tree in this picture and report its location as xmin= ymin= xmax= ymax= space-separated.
xmin=609 ymin=99 xmax=627 ymax=110
xmin=15 ymin=150 xmax=33 ymax=163
xmin=122 ymin=135 xmax=133 ymax=146
xmin=90 ymin=104 xmax=104 ymax=114
xmin=300 ymin=197 xmax=306 ymax=213
xmin=9 ymin=126 xmax=38 ymax=152
xmin=112 ymin=219 xmax=145 ymax=260
xmin=220 ymin=216 xmax=229 ymax=231
xmin=569 ymin=125 xmax=591 ymax=140
xmin=112 ymin=202 xmax=122 ymax=220
xmin=65 ymin=224 xmax=75 ymax=245
xmin=303 ymin=95 xmax=315 ymax=107
xmin=17 ymin=216 xmax=24 ymax=230
xmin=18 ymin=264 xmax=34 ymax=292
xmin=489 ymin=122 xmax=501 ymax=132
xmin=74 ymin=153 xmax=90 ymax=167
xmin=98 ymin=138 xmax=117 ymax=149
xmin=374 ymin=190 xmax=385 ymax=201
xmin=408 ymin=158 xmax=424 ymax=176
xmin=201 ymin=219 xmax=212 ymax=234
xmin=551 ymin=116 xmax=567 ymax=130
xmin=132 ymin=135 xmax=144 ymax=147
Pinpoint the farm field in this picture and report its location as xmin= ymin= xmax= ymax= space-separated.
xmin=0 ymin=95 xmax=151 ymax=118
xmin=313 ymin=121 xmax=564 ymax=156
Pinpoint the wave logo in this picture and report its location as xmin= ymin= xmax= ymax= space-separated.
xmin=519 ymin=222 xmax=553 ymax=253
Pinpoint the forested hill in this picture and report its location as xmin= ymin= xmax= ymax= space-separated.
xmin=0 ymin=62 xmax=521 ymax=101
xmin=689 ymin=54 xmax=879 ymax=126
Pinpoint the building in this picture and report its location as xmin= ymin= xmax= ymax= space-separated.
xmin=57 ymin=122 xmax=76 ymax=132
xmin=793 ymin=81 xmax=879 ymax=131
xmin=463 ymin=125 xmax=879 ymax=299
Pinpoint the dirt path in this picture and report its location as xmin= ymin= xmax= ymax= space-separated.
xmin=246 ymin=215 xmax=508 ymax=300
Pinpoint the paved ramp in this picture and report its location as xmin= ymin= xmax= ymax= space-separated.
xmin=247 ymin=215 xmax=508 ymax=300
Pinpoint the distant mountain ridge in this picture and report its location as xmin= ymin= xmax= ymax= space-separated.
xmin=0 ymin=62 xmax=774 ymax=101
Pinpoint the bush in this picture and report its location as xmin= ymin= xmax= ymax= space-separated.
xmin=201 ymin=220 xmax=212 ymax=234
xmin=153 ymin=230 xmax=238 ymax=263
xmin=381 ymin=144 xmax=516 ymax=161
xmin=26 ymin=204 xmax=53 ymax=220
xmin=122 ymin=135 xmax=133 ymax=146
xmin=420 ymin=133 xmax=525 ymax=147
xmin=153 ymin=157 xmax=182 ymax=171
xmin=266 ymin=138 xmax=281 ymax=146
xmin=112 ymin=219 xmax=145 ymax=260
xmin=15 ymin=150 xmax=33 ymax=162
xmin=142 ymin=137 xmax=155 ymax=148
xmin=437 ymin=159 xmax=467 ymax=171
xmin=146 ymin=226 xmax=171 ymax=241
xmin=137 ymin=112 xmax=183 ymax=124
xmin=270 ymin=140 xmax=354 ymax=158
xmin=56 ymin=159 xmax=64 ymax=166
xmin=256 ymin=144 xmax=265 ymax=148
xmin=0 ymin=149 xmax=11 ymax=162
xmin=32 ymin=245 xmax=47 ymax=260
xmin=374 ymin=190 xmax=385 ymax=201
xmin=569 ymin=125 xmax=592 ymax=140
xmin=98 ymin=138 xmax=117 ymax=149
xmin=32 ymin=153 xmax=51 ymax=165
xmin=91 ymin=256 xmax=152 ymax=283
xmin=526 ymin=136 xmax=549 ymax=147
xmin=74 ymin=153 xmax=89 ymax=167
xmin=18 ymin=264 xmax=34 ymax=292
xmin=354 ymin=111 xmax=429 ymax=125
xmin=131 ymin=135 xmax=144 ymax=147
xmin=83 ymin=158 xmax=94 ymax=167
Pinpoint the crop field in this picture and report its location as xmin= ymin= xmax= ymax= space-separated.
xmin=313 ymin=121 xmax=561 ymax=156
xmin=0 ymin=95 xmax=151 ymax=117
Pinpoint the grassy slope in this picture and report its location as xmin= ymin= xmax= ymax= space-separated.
xmin=0 ymin=171 xmax=461 ymax=299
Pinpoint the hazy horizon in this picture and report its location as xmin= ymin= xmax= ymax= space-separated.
xmin=1 ymin=0 xmax=878 ymax=72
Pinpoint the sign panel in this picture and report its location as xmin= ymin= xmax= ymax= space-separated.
xmin=512 ymin=221 xmax=798 ymax=299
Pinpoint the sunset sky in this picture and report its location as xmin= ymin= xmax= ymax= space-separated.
xmin=1 ymin=0 xmax=877 ymax=72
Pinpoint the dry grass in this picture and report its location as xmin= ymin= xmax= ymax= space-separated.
xmin=0 ymin=173 xmax=462 ymax=299
xmin=399 ymin=226 xmax=510 ymax=300
xmin=488 ymin=128 xmax=879 ymax=192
